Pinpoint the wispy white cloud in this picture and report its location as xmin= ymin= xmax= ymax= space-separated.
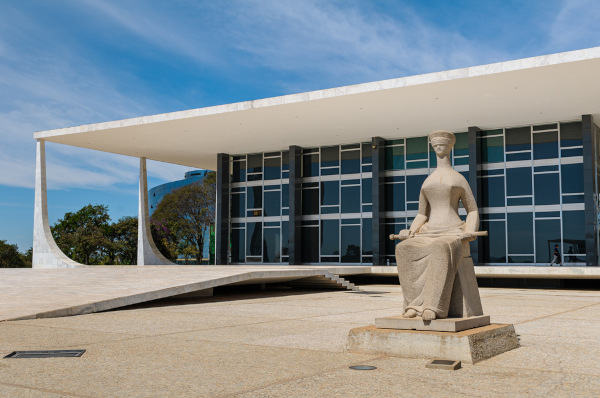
xmin=549 ymin=0 xmax=600 ymax=50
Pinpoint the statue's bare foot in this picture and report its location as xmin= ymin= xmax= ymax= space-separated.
xmin=403 ymin=309 xmax=417 ymax=318
xmin=422 ymin=309 xmax=436 ymax=321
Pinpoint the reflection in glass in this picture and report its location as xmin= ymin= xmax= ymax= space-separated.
xmin=406 ymin=175 xmax=426 ymax=202
xmin=341 ymin=186 xmax=360 ymax=213
xmin=505 ymin=127 xmax=531 ymax=152
xmin=562 ymin=211 xmax=585 ymax=262
xmin=535 ymin=219 xmax=561 ymax=263
xmin=560 ymin=122 xmax=582 ymax=147
xmin=247 ymin=154 xmax=263 ymax=173
xmin=385 ymin=183 xmax=405 ymax=211
xmin=321 ymin=181 xmax=339 ymax=206
xmin=385 ymin=146 xmax=404 ymax=170
xmin=561 ymin=163 xmax=583 ymax=193
xmin=282 ymin=184 xmax=289 ymax=208
xmin=263 ymin=228 xmax=281 ymax=263
xmin=341 ymin=225 xmax=360 ymax=263
xmin=506 ymin=167 xmax=532 ymax=196
xmin=454 ymin=132 xmax=469 ymax=157
xmin=231 ymin=193 xmax=245 ymax=218
xmin=321 ymin=146 xmax=339 ymax=168
xmin=232 ymin=161 xmax=246 ymax=183
xmin=247 ymin=186 xmax=262 ymax=209
xmin=533 ymin=131 xmax=558 ymax=159
xmin=406 ymin=137 xmax=428 ymax=160
xmin=481 ymin=176 xmax=505 ymax=207
xmin=362 ymin=178 xmax=372 ymax=204
xmin=303 ymin=153 xmax=318 ymax=177
xmin=507 ymin=213 xmax=533 ymax=254
xmin=481 ymin=220 xmax=506 ymax=263
xmin=534 ymin=173 xmax=560 ymax=205
xmin=281 ymin=221 xmax=289 ymax=257
xmin=264 ymin=157 xmax=281 ymax=180
xmin=321 ymin=220 xmax=339 ymax=256
xmin=246 ymin=222 xmax=262 ymax=257
xmin=264 ymin=190 xmax=281 ymax=217
xmin=231 ymin=229 xmax=245 ymax=263
xmin=341 ymin=150 xmax=360 ymax=174
xmin=362 ymin=219 xmax=372 ymax=256
xmin=481 ymin=136 xmax=504 ymax=163
xmin=301 ymin=226 xmax=319 ymax=263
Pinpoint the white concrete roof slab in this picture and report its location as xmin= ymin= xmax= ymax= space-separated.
xmin=34 ymin=47 xmax=600 ymax=170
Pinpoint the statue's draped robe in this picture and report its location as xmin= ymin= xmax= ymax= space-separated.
xmin=396 ymin=221 xmax=465 ymax=318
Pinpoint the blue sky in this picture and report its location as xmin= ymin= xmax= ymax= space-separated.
xmin=1 ymin=0 xmax=599 ymax=252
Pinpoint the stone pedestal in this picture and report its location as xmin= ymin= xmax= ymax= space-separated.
xmin=375 ymin=315 xmax=490 ymax=332
xmin=347 ymin=324 xmax=519 ymax=364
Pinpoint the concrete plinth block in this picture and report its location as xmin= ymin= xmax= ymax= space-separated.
xmin=347 ymin=324 xmax=519 ymax=364
xmin=375 ymin=314 xmax=490 ymax=332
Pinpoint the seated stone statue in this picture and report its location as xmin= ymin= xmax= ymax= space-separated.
xmin=396 ymin=130 xmax=481 ymax=321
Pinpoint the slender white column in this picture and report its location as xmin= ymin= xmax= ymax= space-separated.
xmin=32 ymin=139 xmax=82 ymax=268
xmin=137 ymin=158 xmax=175 ymax=265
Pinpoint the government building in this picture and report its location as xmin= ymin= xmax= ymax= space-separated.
xmin=32 ymin=47 xmax=600 ymax=272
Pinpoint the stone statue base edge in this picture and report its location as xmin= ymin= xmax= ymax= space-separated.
xmin=375 ymin=314 xmax=490 ymax=332
xmin=346 ymin=324 xmax=519 ymax=364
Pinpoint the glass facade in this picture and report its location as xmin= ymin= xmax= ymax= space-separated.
xmin=228 ymin=118 xmax=599 ymax=266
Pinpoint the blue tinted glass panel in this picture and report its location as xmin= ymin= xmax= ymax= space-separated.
xmin=321 ymin=220 xmax=339 ymax=256
xmin=507 ymin=197 xmax=532 ymax=206
xmin=362 ymin=178 xmax=372 ymax=204
xmin=534 ymin=173 xmax=560 ymax=205
xmin=341 ymin=225 xmax=360 ymax=263
xmin=281 ymin=221 xmax=289 ymax=256
xmin=321 ymin=146 xmax=339 ymax=168
xmin=341 ymin=150 xmax=360 ymax=174
xmin=481 ymin=220 xmax=506 ymax=263
xmin=506 ymin=167 xmax=532 ymax=196
xmin=560 ymin=122 xmax=582 ymax=147
xmin=481 ymin=136 xmax=504 ymax=163
xmin=264 ymin=190 xmax=280 ymax=217
xmin=232 ymin=161 xmax=246 ymax=183
xmin=385 ymin=224 xmax=405 ymax=257
xmin=281 ymin=151 xmax=289 ymax=171
xmin=406 ymin=175 xmax=426 ymax=202
xmin=535 ymin=219 xmax=561 ymax=263
xmin=562 ymin=195 xmax=584 ymax=203
xmin=533 ymin=131 xmax=558 ymax=160
xmin=246 ymin=222 xmax=262 ymax=257
xmin=561 ymin=163 xmax=583 ymax=193
xmin=562 ymin=210 xmax=585 ymax=263
xmin=321 ymin=167 xmax=340 ymax=176
xmin=264 ymin=157 xmax=281 ymax=180
xmin=247 ymin=186 xmax=262 ymax=209
xmin=341 ymin=186 xmax=360 ymax=213
xmin=301 ymin=226 xmax=318 ymax=262
xmin=231 ymin=193 xmax=245 ymax=218
xmin=506 ymin=152 xmax=531 ymax=162
xmin=247 ymin=154 xmax=262 ymax=173
xmin=505 ymin=127 xmax=531 ymax=152
xmin=481 ymin=176 xmax=505 ymax=207
xmin=454 ymin=132 xmax=468 ymax=157
xmin=282 ymin=184 xmax=289 ymax=208
xmin=263 ymin=228 xmax=280 ymax=263
xmin=231 ymin=229 xmax=245 ymax=263
xmin=303 ymin=154 xmax=318 ymax=177
xmin=362 ymin=218 xmax=372 ymax=255
xmin=507 ymin=213 xmax=533 ymax=254
xmin=302 ymin=188 xmax=318 ymax=215
xmin=385 ymin=183 xmax=405 ymax=212
xmin=406 ymin=137 xmax=428 ymax=160
xmin=385 ymin=146 xmax=404 ymax=170
xmin=321 ymin=206 xmax=339 ymax=214
xmin=454 ymin=157 xmax=469 ymax=165
xmin=407 ymin=160 xmax=428 ymax=169
xmin=508 ymin=255 xmax=534 ymax=264
xmin=321 ymin=181 xmax=339 ymax=206
xmin=561 ymin=148 xmax=583 ymax=157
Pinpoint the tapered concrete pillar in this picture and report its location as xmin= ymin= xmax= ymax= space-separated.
xmin=137 ymin=158 xmax=175 ymax=265
xmin=32 ymin=139 xmax=82 ymax=268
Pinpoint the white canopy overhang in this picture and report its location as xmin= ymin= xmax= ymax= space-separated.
xmin=34 ymin=47 xmax=600 ymax=170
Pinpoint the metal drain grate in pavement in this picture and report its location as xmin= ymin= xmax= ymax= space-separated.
xmin=4 ymin=350 xmax=86 ymax=358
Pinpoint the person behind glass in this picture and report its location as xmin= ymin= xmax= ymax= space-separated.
xmin=549 ymin=244 xmax=562 ymax=266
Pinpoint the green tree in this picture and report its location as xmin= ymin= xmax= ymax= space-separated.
xmin=0 ymin=240 xmax=28 ymax=268
xmin=51 ymin=204 xmax=112 ymax=264
xmin=106 ymin=216 xmax=138 ymax=265
xmin=151 ymin=172 xmax=216 ymax=264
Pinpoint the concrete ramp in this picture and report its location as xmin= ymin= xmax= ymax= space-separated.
xmin=0 ymin=266 xmax=358 ymax=322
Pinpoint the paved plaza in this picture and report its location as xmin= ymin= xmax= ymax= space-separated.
xmin=1 ymin=281 xmax=599 ymax=397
